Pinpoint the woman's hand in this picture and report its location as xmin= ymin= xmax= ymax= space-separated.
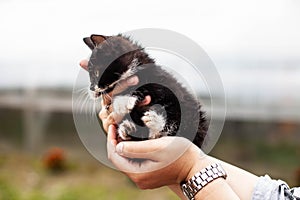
xmin=106 ymin=125 xmax=211 ymax=189
xmin=107 ymin=125 xmax=243 ymax=200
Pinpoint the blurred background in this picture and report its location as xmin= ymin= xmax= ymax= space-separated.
xmin=0 ymin=0 xmax=300 ymax=199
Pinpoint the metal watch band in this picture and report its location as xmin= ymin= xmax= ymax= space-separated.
xmin=181 ymin=163 xmax=227 ymax=200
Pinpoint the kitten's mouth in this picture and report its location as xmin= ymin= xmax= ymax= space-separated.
xmin=94 ymin=92 xmax=101 ymax=98
xmin=94 ymin=83 xmax=116 ymax=97
xmin=92 ymin=87 xmax=108 ymax=98
xmin=92 ymin=88 xmax=101 ymax=98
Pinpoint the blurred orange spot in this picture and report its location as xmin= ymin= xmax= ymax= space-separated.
xmin=43 ymin=147 xmax=66 ymax=173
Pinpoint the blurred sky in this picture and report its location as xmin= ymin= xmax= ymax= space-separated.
xmin=0 ymin=0 xmax=300 ymax=92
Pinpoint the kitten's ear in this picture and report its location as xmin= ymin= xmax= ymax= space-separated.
xmin=91 ymin=34 xmax=107 ymax=45
xmin=83 ymin=37 xmax=95 ymax=50
xmin=83 ymin=35 xmax=107 ymax=50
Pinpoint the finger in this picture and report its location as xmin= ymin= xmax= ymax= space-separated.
xmin=107 ymin=125 xmax=117 ymax=161
xmin=113 ymin=76 xmax=139 ymax=95
xmin=106 ymin=129 xmax=157 ymax=173
xmin=79 ymin=59 xmax=88 ymax=71
xmin=110 ymin=152 xmax=157 ymax=173
xmin=99 ymin=104 xmax=109 ymax=121
xmin=102 ymin=113 xmax=116 ymax=133
xmin=107 ymin=125 xmax=118 ymax=146
xmin=137 ymin=95 xmax=151 ymax=106
xmin=115 ymin=137 xmax=180 ymax=159
xmin=116 ymin=139 xmax=164 ymax=155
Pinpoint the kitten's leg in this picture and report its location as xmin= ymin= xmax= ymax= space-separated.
xmin=118 ymin=119 xmax=136 ymax=140
xmin=142 ymin=110 xmax=166 ymax=139
xmin=112 ymin=95 xmax=138 ymax=122
xmin=111 ymin=95 xmax=138 ymax=140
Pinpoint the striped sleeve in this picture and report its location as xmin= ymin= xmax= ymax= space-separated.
xmin=252 ymin=175 xmax=300 ymax=200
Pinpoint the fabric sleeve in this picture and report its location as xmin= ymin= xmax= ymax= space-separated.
xmin=252 ymin=175 xmax=300 ymax=200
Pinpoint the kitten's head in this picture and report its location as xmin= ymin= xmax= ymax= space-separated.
xmin=83 ymin=34 xmax=154 ymax=98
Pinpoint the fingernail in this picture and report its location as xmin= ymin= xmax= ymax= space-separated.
xmin=116 ymin=143 xmax=124 ymax=154
xmin=108 ymin=124 xmax=114 ymax=131
xmin=127 ymin=76 xmax=137 ymax=85
xmin=110 ymin=140 xmax=116 ymax=146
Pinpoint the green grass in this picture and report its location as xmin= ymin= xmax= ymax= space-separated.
xmin=0 ymin=152 xmax=179 ymax=200
xmin=1 ymin=137 xmax=299 ymax=200
xmin=0 ymin=179 xmax=20 ymax=200
xmin=255 ymin=141 xmax=300 ymax=165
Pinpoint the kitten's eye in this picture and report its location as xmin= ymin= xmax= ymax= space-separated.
xmin=95 ymin=70 xmax=100 ymax=77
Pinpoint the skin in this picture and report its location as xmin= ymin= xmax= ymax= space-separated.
xmin=106 ymin=125 xmax=258 ymax=200
xmin=79 ymin=59 xmax=258 ymax=200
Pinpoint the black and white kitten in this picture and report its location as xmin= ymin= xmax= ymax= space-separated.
xmin=83 ymin=34 xmax=208 ymax=148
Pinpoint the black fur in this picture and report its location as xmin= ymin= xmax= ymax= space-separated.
xmin=84 ymin=34 xmax=208 ymax=148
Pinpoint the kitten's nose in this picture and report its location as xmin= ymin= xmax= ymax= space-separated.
xmin=89 ymin=84 xmax=95 ymax=91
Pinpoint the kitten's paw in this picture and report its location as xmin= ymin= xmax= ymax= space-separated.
xmin=118 ymin=120 xmax=136 ymax=141
xmin=142 ymin=110 xmax=166 ymax=139
xmin=113 ymin=95 xmax=137 ymax=116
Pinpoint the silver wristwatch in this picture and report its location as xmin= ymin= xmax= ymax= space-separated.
xmin=181 ymin=163 xmax=227 ymax=200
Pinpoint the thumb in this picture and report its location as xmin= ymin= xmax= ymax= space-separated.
xmin=115 ymin=137 xmax=190 ymax=160
xmin=115 ymin=138 xmax=168 ymax=160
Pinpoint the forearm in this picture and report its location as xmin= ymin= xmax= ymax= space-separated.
xmin=195 ymin=178 xmax=240 ymax=200
xmin=168 ymin=184 xmax=186 ymax=200
xmin=168 ymin=179 xmax=240 ymax=200
xmin=209 ymin=156 xmax=258 ymax=200
xmin=169 ymin=155 xmax=257 ymax=200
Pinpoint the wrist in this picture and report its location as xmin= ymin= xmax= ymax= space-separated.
xmin=178 ymin=146 xmax=213 ymax=183
xmin=168 ymin=184 xmax=187 ymax=200
xmin=185 ymin=156 xmax=215 ymax=182
xmin=181 ymin=163 xmax=227 ymax=200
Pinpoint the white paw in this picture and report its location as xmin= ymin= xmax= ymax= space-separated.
xmin=112 ymin=95 xmax=137 ymax=116
xmin=118 ymin=120 xmax=136 ymax=140
xmin=142 ymin=110 xmax=166 ymax=139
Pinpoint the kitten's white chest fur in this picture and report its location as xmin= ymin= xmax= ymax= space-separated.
xmin=109 ymin=95 xmax=166 ymax=140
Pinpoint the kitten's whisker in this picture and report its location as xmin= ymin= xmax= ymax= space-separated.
xmin=92 ymin=100 xmax=98 ymax=122
xmin=77 ymin=89 xmax=88 ymax=113
xmin=90 ymin=98 xmax=97 ymax=120
xmin=81 ymin=91 xmax=90 ymax=114
xmin=74 ymin=87 xmax=89 ymax=93
xmin=85 ymin=94 xmax=92 ymax=115
xmin=85 ymin=95 xmax=96 ymax=123
xmin=76 ymin=87 xmax=101 ymax=123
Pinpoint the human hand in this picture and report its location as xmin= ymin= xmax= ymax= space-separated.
xmin=106 ymin=125 xmax=211 ymax=189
